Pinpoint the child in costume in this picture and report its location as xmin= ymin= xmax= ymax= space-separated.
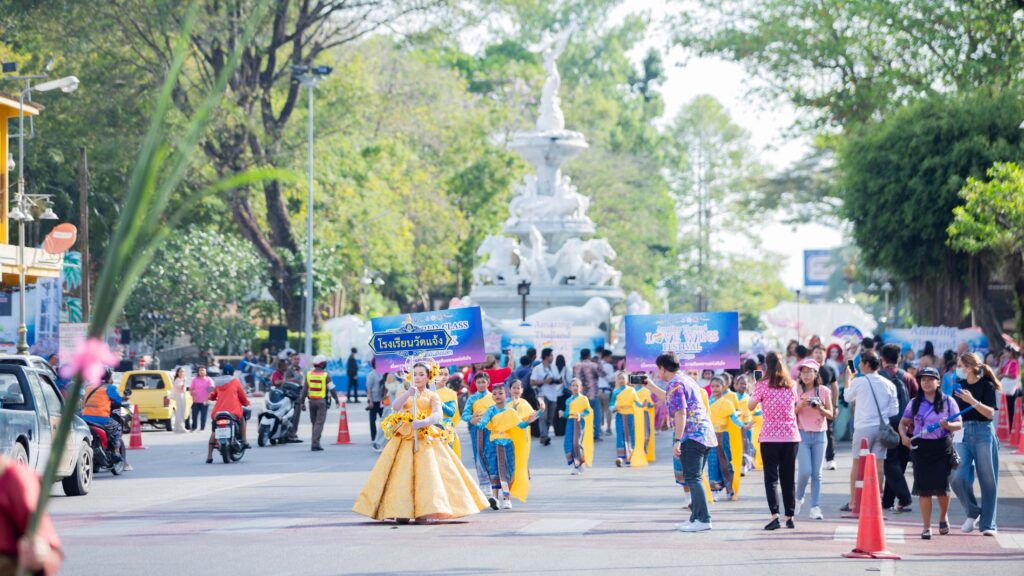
xmin=479 ymin=382 xmax=537 ymax=509
xmin=708 ymin=375 xmax=745 ymax=500
xmin=508 ymin=380 xmax=537 ymax=502
xmin=635 ymin=376 xmax=656 ymax=462
xmin=463 ymin=372 xmax=495 ymax=490
xmin=732 ymin=374 xmax=756 ymax=473
xmin=353 ymin=362 xmax=488 ymax=522
xmin=432 ymin=365 xmax=462 ymax=458
xmin=610 ymin=371 xmax=646 ymax=467
xmin=562 ymin=378 xmax=594 ymax=475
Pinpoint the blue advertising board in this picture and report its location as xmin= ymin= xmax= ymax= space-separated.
xmin=804 ymin=249 xmax=835 ymax=287
xmin=624 ymin=312 xmax=740 ymax=372
xmin=369 ymin=306 xmax=486 ymax=373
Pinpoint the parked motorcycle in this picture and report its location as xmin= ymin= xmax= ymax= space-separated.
xmin=213 ymin=407 xmax=250 ymax=464
xmin=87 ymin=407 xmax=129 ymax=475
xmin=257 ymin=382 xmax=301 ymax=447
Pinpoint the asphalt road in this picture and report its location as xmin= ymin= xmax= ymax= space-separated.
xmin=49 ymin=399 xmax=1024 ymax=575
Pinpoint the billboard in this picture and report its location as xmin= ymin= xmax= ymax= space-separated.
xmin=804 ymin=249 xmax=835 ymax=287
xmin=624 ymin=312 xmax=740 ymax=372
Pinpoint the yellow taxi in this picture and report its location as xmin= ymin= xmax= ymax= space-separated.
xmin=118 ymin=370 xmax=193 ymax=431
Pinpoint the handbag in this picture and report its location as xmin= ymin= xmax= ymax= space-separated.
xmin=865 ymin=375 xmax=901 ymax=449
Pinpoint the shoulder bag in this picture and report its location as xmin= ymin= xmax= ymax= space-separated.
xmin=865 ymin=375 xmax=901 ymax=449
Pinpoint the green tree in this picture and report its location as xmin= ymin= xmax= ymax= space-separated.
xmin=949 ymin=162 xmax=1024 ymax=342
xmin=666 ymin=95 xmax=767 ymax=312
xmin=671 ymin=0 xmax=1024 ymax=128
xmin=125 ymin=230 xmax=268 ymax=354
xmin=839 ymin=90 xmax=1024 ymax=328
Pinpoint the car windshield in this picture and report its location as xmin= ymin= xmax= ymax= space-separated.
xmin=128 ymin=374 xmax=165 ymax=390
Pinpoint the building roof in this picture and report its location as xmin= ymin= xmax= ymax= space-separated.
xmin=0 ymin=91 xmax=42 ymax=117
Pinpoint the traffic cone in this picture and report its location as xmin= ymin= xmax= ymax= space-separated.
xmin=842 ymin=439 xmax=869 ymax=518
xmin=842 ymin=453 xmax=900 ymax=560
xmin=996 ymin=395 xmax=1010 ymax=442
xmin=128 ymin=404 xmax=145 ymax=450
xmin=334 ymin=401 xmax=351 ymax=445
xmin=1010 ymin=395 xmax=1021 ymax=448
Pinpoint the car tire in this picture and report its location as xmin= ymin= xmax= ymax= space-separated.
xmin=10 ymin=442 xmax=28 ymax=466
xmin=62 ymin=441 xmax=93 ymax=496
xmin=164 ymin=419 xmax=173 ymax=432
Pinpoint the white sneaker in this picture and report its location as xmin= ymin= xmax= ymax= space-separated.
xmin=826 ymin=460 xmax=837 ymax=470
xmin=502 ymin=498 xmax=513 ymax=510
xmin=674 ymin=521 xmax=692 ymax=531
xmin=981 ymin=529 xmax=997 ymax=536
xmin=809 ymin=506 xmax=823 ymax=520
xmin=962 ymin=516 xmax=979 ymax=533
xmin=570 ymin=468 xmax=579 ymax=476
xmin=679 ymin=520 xmax=712 ymax=532
xmin=795 ymin=498 xmax=804 ymax=517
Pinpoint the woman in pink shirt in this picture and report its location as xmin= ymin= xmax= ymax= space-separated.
xmin=749 ymin=351 xmax=801 ymax=530
xmin=998 ymin=348 xmax=1020 ymax=438
xmin=189 ymin=366 xmax=214 ymax=432
xmin=793 ymin=359 xmax=833 ymax=521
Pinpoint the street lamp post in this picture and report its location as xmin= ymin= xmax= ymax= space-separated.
xmin=292 ymin=64 xmax=332 ymax=359
xmin=5 ymin=72 xmax=79 ymax=354
xmin=795 ymin=289 xmax=802 ymax=342
xmin=517 ymin=280 xmax=531 ymax=322
xmin=881 ymin=281 xmax=893 ymax=324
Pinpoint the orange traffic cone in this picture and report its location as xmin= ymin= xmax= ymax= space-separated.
xmin=843 ymin=453 xmax=900 ymax=560
xmin=996 ymin=395 xmax=1010 ymax=442
xmin=1010 ymin=395 xmax=1022 ymax=448
xmin=334 ymin=401 xmax=351 ymax=445
xmin=128 ymin=404 xmax=145 ymax=450
xmin=842 ymin=439 xmax=869 ymax=518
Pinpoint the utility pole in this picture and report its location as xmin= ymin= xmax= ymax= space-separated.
xmin=78 ymin=146 xmax=90 ymax=322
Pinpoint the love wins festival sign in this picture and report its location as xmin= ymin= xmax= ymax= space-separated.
xmin=624 ymin=312 xmax=740 ymax=372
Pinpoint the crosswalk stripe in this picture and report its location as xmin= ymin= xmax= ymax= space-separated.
xmin=833 ymin=526 xmax=904 ymax=543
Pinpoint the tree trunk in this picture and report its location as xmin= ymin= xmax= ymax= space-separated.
xmin=909 ymin=252 xmax=965 ymax=326
xmin=1011 ymin=251 xmax=1024 ymax=342
xmin=968 ymin=255 xmax=1004 ymax=354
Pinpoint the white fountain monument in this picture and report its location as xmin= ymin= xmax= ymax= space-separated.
xmin=468 ymin=23 xmax=625 ymax=322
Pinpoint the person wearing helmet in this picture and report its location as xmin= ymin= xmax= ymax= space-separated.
xmin=82 ymin=368 xmax=125 ymax=464
xmin=300 ymin=355 xmax=339 ymax=451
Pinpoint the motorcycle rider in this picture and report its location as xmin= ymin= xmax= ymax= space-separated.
xmin=284 ymin=353 xmax=305 ymax=443
xmin=301 ymin=355 xmax=339 ymax=452
xmin=82 ymin=368 xmax=124 ymax=464
xmin=205 ymin=377 xmax=252 ymax=463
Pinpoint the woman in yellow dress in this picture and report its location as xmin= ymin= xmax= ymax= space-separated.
xmin=635 ymin=378 xmax=657 ymax=462
xmin=353 ymin=363 xmax=489 ymax=522
xmin=508 ymin=380 xmax=538 ymax=502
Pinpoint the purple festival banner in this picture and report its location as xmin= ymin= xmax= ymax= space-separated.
xmin=624 ymin=312 xmax=740 ymax=372
xmin=369 ymin=306 xmax=486 ymax=373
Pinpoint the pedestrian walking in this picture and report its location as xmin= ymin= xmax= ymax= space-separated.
xmin=531 ymin=348 xmax=561 ymax=446
xmin=794 ymin=359 xmax=832 ymax=520
xmin=346 ymin=348 xmax=360 ymax=403
xmin=897 ymin=367 xmax=962 ymax=540
xmin=598 ymin=349 xmax=615 ymax=435
xmin=750 ymin=352 xmax=801 ymax=530
xmin=813 ymin=344 xmax=840 ymax=470
xmin=171 ymin=367 xmax=188 ymax=433
xmin=366 ymin=358 xmax=385 ymax=445
xmin=997 ymin=347 xmax=1020 ymax=438
xmin=189 ymin=365 xmax=214 ymax=432
xmin=841 ymin=350 xmax=898 ymax=513
xmin=950 ymin=352 xmax=1001 ymax=536
xmin=645 ymin=353 xmax=717 ymax=533
xmin=879 ymin=343 xmax=917 ymax=513
xmin=302 ymin=355 xmax=340 ymax=451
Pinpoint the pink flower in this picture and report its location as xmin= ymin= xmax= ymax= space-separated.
xmin=60 ymin=337 xmax=119 ymax=385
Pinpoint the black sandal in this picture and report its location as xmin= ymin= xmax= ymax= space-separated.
xmin=939 ymin=521 xmax=949 ymax=535
xmin=764 ymin=518 xmax=781 ymax=531
xmin=839 ymin=503 xmax=852 ymax=512
xmin=921 ymin=529 xmax=931 ymax=540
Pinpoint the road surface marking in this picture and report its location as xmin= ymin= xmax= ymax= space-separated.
xmin=994 ymin=532 xmax=1024 ymax=549
xmin=833 ymin=526 xmax=904 ymax=543
xmin=880 ymin=559 xmax=896 ymax=576
xmin=516 ymin=519 xmax=601 ymax=535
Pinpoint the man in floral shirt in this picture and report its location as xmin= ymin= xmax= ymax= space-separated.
xmin=645 ymin=353 xmax=716 ymax=533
